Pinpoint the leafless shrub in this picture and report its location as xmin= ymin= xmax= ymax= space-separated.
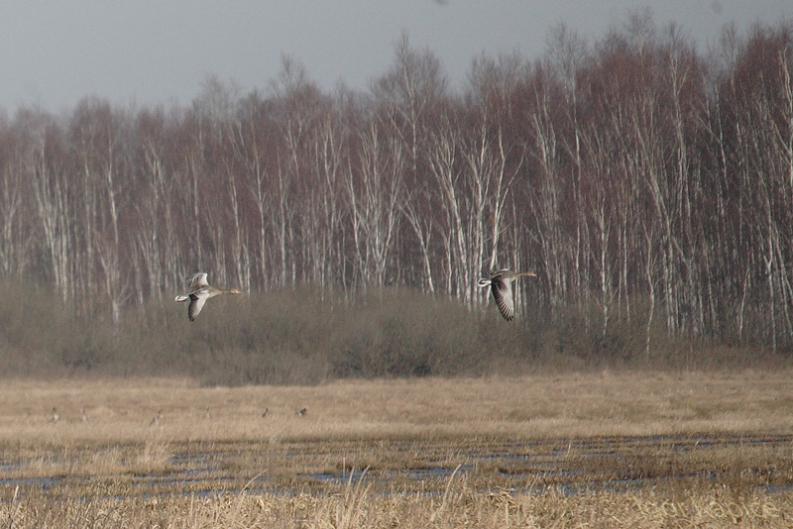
xmin=0 ymin=282 xmax=787 ymax=384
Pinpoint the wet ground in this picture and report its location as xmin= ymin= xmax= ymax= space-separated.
xmin=1 ymin=432 xmax=792 ymax=500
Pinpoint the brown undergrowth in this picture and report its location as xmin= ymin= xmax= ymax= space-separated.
xmin=1 ymin=283 xmax=789 ymax=385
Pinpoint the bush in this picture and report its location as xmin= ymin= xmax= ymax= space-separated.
xmin=0 ymin=282 xmax=787 ymax=384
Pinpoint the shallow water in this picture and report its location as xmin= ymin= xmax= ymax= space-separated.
xmin=2 ymin=432 xmax=791 ymax=500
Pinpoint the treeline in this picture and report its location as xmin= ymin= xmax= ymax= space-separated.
xmin=1 ymin=17 xmax=793 ymax=356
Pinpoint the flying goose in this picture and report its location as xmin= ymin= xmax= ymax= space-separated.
xmin=478 ymin=269 xmax=537 ymax=321
xmin=174 ymin=272 xmax=241 ymax=321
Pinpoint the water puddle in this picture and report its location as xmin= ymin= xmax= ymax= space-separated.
xmin=2 ymin=433 xmax=791 ymax=500
xmin=0 ymin=476 xmax=60 ymax=490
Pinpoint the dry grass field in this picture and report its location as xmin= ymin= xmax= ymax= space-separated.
xmin=1 ymin=370 xmax=792 ymax=528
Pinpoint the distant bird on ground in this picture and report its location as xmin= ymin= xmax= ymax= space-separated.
xmin=149 ymin=409 xmax=163 ymax=427
xmin=49 ymin=407 xmax=60 ymax=423
xmin=261 ymin=407 xmax=269 ymax=418
xmin=295 ymin=408 xmax=307 ymax=417
xmin=174 ymin=272 xmax=241 ymax=321
xmin=478 ymin=269 xmax=537 ymax=321
xmin=80 ymin=407 xmax=88 ymax=422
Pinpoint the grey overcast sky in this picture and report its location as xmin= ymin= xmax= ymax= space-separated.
xmin=1 ymin=0 xmax=791 ymax=112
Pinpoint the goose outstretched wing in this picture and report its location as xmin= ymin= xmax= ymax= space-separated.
xmin=188 ymin=272 xmax=209 ymax=291
xmin=188 ymin=291 xmax=209 ymax=321
xmin=491 ymin=278 xmax=515 ymax=321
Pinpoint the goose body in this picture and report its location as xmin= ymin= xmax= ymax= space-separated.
xmin=478 ymin=269 xmax=537 ymax=321
xmin=175 ymin=272 xmax=241 ymax=321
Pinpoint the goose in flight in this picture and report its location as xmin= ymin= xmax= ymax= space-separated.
xmin=174 ymin=272 xmax=241 ymax=321
xmin=478 ymin=269 xmax=537 ymax=321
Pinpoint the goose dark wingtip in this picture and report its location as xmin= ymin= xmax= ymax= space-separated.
xmin=480 ymin=268 xmax=537 ymax=321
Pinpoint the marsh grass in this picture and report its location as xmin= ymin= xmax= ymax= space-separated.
xmin=0 ymin=374 xmax=791 ymax=526
xmin=1 ymin=371 xmax=792 ymax=444
xmin=2 ymin=474 xmax=792 ymax=528
xmin=2 ymin=285 xmax=791 ymax=526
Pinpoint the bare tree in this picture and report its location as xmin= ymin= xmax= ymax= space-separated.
xmin=345 ymin=119 xmax=406 ymax=287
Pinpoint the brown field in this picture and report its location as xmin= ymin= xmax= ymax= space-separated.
xmin=1 ymin=370 xmax=793 ymax=528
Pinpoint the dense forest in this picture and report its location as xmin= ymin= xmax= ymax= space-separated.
xmin=1 ymin=17 xmax=793 ymax=377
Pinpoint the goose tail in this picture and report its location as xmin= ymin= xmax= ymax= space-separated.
xmin=174 ymin=295 xmax=190 ymax=302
